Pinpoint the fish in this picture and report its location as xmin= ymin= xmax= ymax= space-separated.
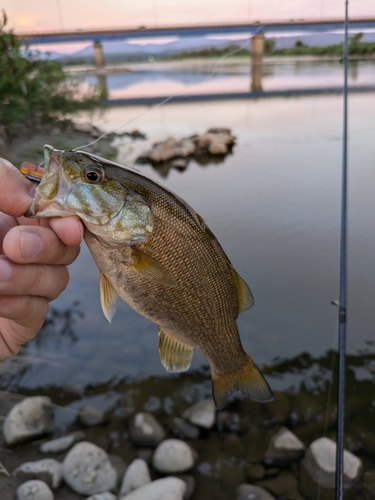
xmin=22 ymin=144 xmax=273 ymax=408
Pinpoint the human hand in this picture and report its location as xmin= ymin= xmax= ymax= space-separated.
xmin=0 ymin=158 xmax=84 ymax=360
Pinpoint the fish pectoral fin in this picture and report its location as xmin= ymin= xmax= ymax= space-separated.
xmin=100 ymin=272 xmax=118 ymax=323
xmin=131 ymin=248 xmax=177 ymax=287
xmin=158 ymin=327 xmax=194 ymax=373
xmin=231 ymin=268 xmax=254 ymax=314
xmin=211 ymin=355 xmax=273 ymax=409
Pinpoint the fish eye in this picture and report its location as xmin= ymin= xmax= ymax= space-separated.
xmin=83 ymin=166 xmax=105 ymax=183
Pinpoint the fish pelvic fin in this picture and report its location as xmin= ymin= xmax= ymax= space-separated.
xmin=100 ymin=272 xmax=118 ymax=323
xmin=211 ymin=355 xmax=273 ymax=409
xmin=158 ymin=327 xmax=194 ymax=373
xmin=230 ymin=268 xmax=254 ymax=314
xmin=131 ymin=248 xmax=177 ymax=287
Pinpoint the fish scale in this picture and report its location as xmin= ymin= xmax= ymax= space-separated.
xmin=24 ymin=145 xmax=273 ymax=408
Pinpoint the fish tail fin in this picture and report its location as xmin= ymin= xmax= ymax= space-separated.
xmin=211 ymin=355 xmax=273 ymax=409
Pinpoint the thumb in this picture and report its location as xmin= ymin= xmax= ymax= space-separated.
xmin=0 ymin=158 xmax=34 ymax=218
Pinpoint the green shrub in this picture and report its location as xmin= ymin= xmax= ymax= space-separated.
xmin=0 ymin=11 xmax=101 ymax=137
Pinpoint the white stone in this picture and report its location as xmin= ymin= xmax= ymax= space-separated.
xmin=274 ymin=428 xmax=305 ymax=451
xmin=119 ymin=459 xmax=151 ymax=496
xmin=39 ymin=431 xmax=86 ymax=453
xmin=63 ymin=441 xmax=117 ymax=495
xmin=182 ymin=399 xmax=216 ymax=429
xmin=16 ymin=480 xmax=54 ymax=500
xmin=152 ymin=439 xmax=194 ymax=473
xmin=310 ymin=437 xmax=362 ymax=480
xmin=3 ymin=396 xmax=54 ymax=446
xmin=13 ymin=459 xmax=63 ymax=489
xmin=86 ymin=493 xmax=117 ymax=500
xmin=119 ymin=477 xmax=186 ymax=500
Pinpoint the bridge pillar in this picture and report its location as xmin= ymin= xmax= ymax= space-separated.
xmin=97 ymin=74 xmax=108 ymax=99
xmin=93 ymin=41 xmax=105 ymax=69
xmin=251 ymin=33 xmax=264 ymax=92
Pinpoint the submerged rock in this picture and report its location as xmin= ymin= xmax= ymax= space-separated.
xmin=235 ymin=483 xmax=276 ymax=500
xmin=168 ymin=417 xmax=200 ymax=440
xmin=39 ymin=431 xmax=86 ymax=453
xmin=86 ymin=494 xmax=117 ymax=500
xmin=152 ymin=439 xmax=195 ymax=473
xmin=16 ymin=480 xmax=54 ymax=500
xmin=182 ymin=399 xmax=216 ymax=429
xmin=264 ymin=427 xmax=305 ymax=466
xmin=63 ymin=441 xmax=117 ymax=495
xmin=129 ymin=412 xmax=166 ymax=446
xmin=78 ymin=404 xmax=108 ymax=426
xmin=13 ymin=459 xmax=63 ymax=489
xmin=299 ymin=437 xmax=363 ymax=500
xmin=119 ymin=477 xmax=186 ymax=500
xmin=3 ymin=396 xmax=54 ymax=446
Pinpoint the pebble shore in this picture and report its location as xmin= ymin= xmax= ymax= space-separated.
xmin=0 ymin=392 xmax=368 ymax=500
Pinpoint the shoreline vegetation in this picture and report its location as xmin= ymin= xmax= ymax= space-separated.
xmin=0 ymin=11 xmax=102 ymax=141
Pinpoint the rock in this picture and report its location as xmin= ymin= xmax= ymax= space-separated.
xmin=63 ymin=441 xmax=117 ymax=495
xmin=39 ymin=431 xmax=86 ymax=453
xmin=176 ymin=475 xmax=195 ymax=499
xmin=168 ymin=417 xmax=200 ymax=440
xmin=248 ymin=463 xmax=266 ymax=481
xmin=258 ymin=472 xmax=304 ymax=500
xmin=119 ymin=459 xmax=151 ymax=496
xmin=119 ymin=477 xmax=186 ymax=500
xmin=207 ymin=127 xmax=232 ymax=135
xmin=3 ymin=396 xmax=54 ymax=446
xmin=235 ymin=483 xmax=276 ymax=500
xmin=149 ymin=137 xmax=196 ymax=163
xmin=78 ymin=404 xmax=108 ymax=426
xmin=129 ymin=412 xmax=166 ymax=446
xmin=152 ymin=439 xmax=195 ymax=473
xmin=221 ymin=433 xmax=245 ymax=458
xmin=13 ymin=459 xmax=62 ymax=489
xmin=73 ymin=122 xmax=93 ymax=134
xmin=16 ymin=480 xmax=54 ymax=500
xmin=136 ymin=448 xmax=153 ymax=464
xmin=299 ymin=437 xmax=363 ymax=500
xmin=264 ymin=427 xmax=305 ymax=466
xmin=217 ymin=411 xmax=247 ymax=434
xmin=195 ymin=131 xmax=235 ymax=155
xmin=86 ymin=494 xmax=117 ymax=500
xmin=182 ymin=400 xmax=216 ymax=429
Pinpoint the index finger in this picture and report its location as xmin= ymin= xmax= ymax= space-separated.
xmin=0 ymin=159 xmax=34 ymax=218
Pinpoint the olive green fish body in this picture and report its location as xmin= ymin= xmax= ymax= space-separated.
xmin=27 ymin=145 xmax=272 ymax=408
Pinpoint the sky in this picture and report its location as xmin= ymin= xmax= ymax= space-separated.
xmin=4 ymin=0 xmax=375 ymax=33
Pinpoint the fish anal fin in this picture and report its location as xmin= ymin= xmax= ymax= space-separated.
xmin=131 ymin=248 xmax=177 ymax=287
xmin=158 ymin=327 xmax=194 ymax=373
xmin=211 ymin=355 xmax=273 ymax=409
xmin=100 ymin=272 xmax=118 ymax=323
xmin=231 ymin=268 xmax=254 ymax=314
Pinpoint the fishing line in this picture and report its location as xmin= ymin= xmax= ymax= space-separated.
xmin=74 ymin=26 xmax=265 ymax=151
xmin=335 ymin=0 xmax=349 ymax=498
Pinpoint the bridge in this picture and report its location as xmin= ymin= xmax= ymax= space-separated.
xmin=16 ymin=18 xmax=375 ymax=44
xmin=17 ymin=18 xmax=375 ymax=93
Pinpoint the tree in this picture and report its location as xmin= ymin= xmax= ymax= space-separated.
xmin=0 ymin=11 xmax=101 ymax=137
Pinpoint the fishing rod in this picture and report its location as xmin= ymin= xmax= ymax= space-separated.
xmin=335 ymin=0 xmax=349 ymax=498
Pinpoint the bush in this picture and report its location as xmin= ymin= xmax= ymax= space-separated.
xmin=0 ymin=11 xmax=101 ymax=137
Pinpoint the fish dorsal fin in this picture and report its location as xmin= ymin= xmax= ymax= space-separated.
xmin=158 ymin=327 xmax=194 ymax=373
xmin=130 ymin=248 xmax=177 ymax=287
xmin=100 ymin=272 xmax=118 ymax=323
xmin=231 ymin=268 xmax=254 ymax=314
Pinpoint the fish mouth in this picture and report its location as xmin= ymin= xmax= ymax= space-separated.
xmin=25 ymin=145 xmax=76 ymax=218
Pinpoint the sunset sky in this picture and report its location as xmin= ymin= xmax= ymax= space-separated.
xmin=4 ymin=0 xmax=375 ymax=33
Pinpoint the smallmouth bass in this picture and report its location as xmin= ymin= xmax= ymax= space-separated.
xmin=23 ymin=145 xmax=272 ymax=408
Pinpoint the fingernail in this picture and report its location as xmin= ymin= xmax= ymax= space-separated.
xmin=20 ymin=231 xmax=43 ymax=259
xmin=0 ymin=259 xmax=12 ymax=282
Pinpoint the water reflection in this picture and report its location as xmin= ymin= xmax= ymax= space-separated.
xmin=84 ymin=59 xmax=375 ymax=100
